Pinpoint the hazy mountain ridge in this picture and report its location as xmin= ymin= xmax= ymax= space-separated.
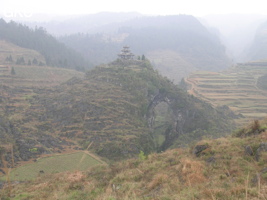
xmin=23 ymin=12 xmax=143 ymax=36
xmin=246 ymin=20 xmax=267 ymax=61
xmin=202 ymin=14 xmax=267 ymax=61
xmin=60 ymin=14 xmax=231 ymax=82
xmin=0 ymin=19 xmax=91 ymax=71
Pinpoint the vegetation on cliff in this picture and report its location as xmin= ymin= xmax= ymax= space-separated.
xmin=0 ymin=59 xmax=235 ymax=165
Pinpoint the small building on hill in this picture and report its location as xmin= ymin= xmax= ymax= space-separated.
xmin=118 ymin=46 xmax=134 ymax=60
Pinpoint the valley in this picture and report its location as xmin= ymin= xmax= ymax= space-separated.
xmin=0 ymin=12 xmax=267 ymax=200
xmin=0 ymin=57 xmax=235 ymax=182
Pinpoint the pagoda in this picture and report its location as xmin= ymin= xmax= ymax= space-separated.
xmin=118 ymin=46 xmax=134 ymax=60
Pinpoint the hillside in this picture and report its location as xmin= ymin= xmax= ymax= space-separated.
xmin=246 ymin=20 xmax=267 ymax=61
xmin=1 ymin=118 xmax=266 ymax=200
xmin=0 ymin=40 xmax=46 ymax=66
xmin=0 ymin=61 xmax=84 ymax=169
xmin=184 ymin=62 xmax=267 ymax=125
xmin=0 ymin=19 xmax=91 ymax=71
xmin=0 ymin=60 xmax=235 ymax=170
xmin=59 ymin=15 xmax=231 ymax=82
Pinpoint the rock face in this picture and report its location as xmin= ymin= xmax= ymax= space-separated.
xmin=0 ymin=113 xmax=72 ymax=167
xmin=146 ymin=88 xmax=235 ymax=151
xmin=245 ymin=145 xmax=254 ymax=156
xmin=244 ymin=143 xmax=267 ymax=162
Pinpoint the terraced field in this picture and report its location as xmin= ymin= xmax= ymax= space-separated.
xmin=0 ymin=44 xmax=86 ymax=174
xmin=185 ymin=62 xmax=267 ymax=125
xmin=0 ymin=65 xmax=84 ymax=130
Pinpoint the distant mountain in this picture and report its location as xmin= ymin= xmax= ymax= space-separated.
xmin=202 ymin=14 xmax=267 ymax=61
xmin=60 ymin=15 xmax=231 ymax=82
xmin=246 ymin=20 xmax=267 ymax=61
xmin=24 ymin=12 xmax=143 ymax=36
xmin=0 ymin=18 xmax=91 ymax=71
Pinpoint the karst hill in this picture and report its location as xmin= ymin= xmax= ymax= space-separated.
xmin=0 ymin=58 xmax=236 ymax=166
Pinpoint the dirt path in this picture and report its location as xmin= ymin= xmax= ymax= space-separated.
xmin=184 ymin=77 xmax=198 ymax=96
xmin=82 ymin=151 xmax=107 ymax=165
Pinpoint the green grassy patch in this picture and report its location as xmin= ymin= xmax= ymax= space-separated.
xmin=2 ymin=152 xmax=101 ymax=181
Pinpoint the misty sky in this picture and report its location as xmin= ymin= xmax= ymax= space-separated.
xmin=1 ymin=0 xmax=266 ymax=17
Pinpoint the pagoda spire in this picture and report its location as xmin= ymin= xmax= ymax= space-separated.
xmin=118 ymin=46 xmax=134 ymax=60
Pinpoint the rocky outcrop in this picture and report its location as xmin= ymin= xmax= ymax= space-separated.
xmin=146 ymin=87 xmax=235 ymax=151
xmin=256 ymin=143 xmax=267 ymax=161
xmin=0 ymin=114 xmax=72 ymax=166
xmin=245 ymin=145 xmax=254 ymax=156
xmin=146 ymin=92 xmax=186 ymax=150
xmin=244 ymin=143 xmax=267 ymax=162
xmin=146 ymin=92 xmax=172 ymax=129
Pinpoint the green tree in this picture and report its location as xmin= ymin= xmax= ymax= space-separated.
xmin=141 ymin=55 xmax=146 ymax=60
xmin=32 ymin=58 xmax=38 ymax=65
xmin=5 ymin=55 xmax=13 ymax=63
xmin=11 ymin=67 xmax=16 ymax=75
xmin=16 ymin=57 xmax=25 ymax=65
xmin=138 ymin=150 xmax=147 ymax=161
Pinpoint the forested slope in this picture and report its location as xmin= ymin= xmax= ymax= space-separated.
xmin=0 ymin=19 xmax=91 ymax=71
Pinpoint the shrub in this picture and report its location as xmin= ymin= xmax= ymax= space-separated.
xmin=138 ymin=150 xmax=147 ymax=161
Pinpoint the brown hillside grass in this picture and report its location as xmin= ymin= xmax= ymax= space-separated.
xmin=2 ymin=119 xmax=267 ymax=199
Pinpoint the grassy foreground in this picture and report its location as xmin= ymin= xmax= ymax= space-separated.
xmin=1 ymin=119 xmax=267 ymax=200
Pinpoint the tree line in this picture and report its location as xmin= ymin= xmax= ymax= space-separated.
xmin=0 ymin=19 xmax=92 ymax=71
xmin=5 ymin=55 xmax=44 ymax=66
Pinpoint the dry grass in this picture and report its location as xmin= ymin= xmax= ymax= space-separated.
xmin=2 ymin=125 xmax=266 ymax=199
xmin=180 ymin=158 xmax=207 ymax=185
xmin=0 ymin=125 xmax=258 ymax=199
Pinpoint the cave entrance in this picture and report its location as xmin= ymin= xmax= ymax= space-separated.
xmin=153 ymin=101 xmax=172 ymax=150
